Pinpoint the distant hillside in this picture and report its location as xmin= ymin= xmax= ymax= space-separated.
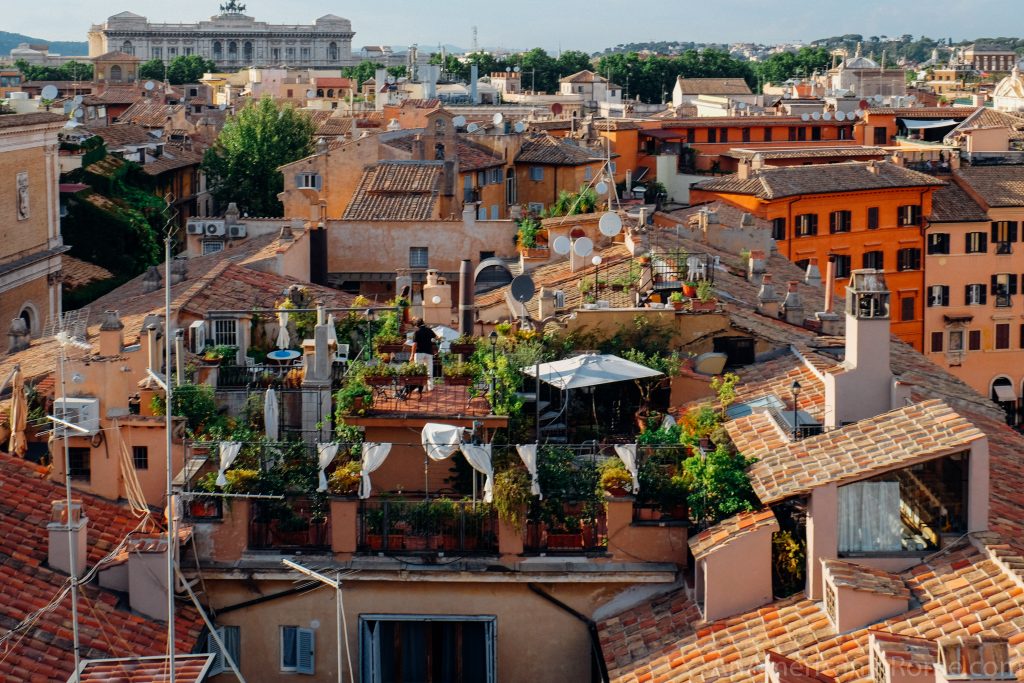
xmin=0 ymin=31 xmax=88 ymax=57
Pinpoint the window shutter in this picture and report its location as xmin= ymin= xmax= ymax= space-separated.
xmin=829 ymin=212 xmax=837 ymax=233
xmin=315 ymin=174 xmax=323 ymax=191
xmin=965 ymin=284 xmax=972 ymax=304
xmin=942 ymin=286 xmax=950 ymax=307
xmin=296 ymin=628 xmax=315 ymax=674
xmin=991 ymin=274 xmax=999 ymax=294
xmin=966 ymin=233 xmax=973 ymax=252
xmin=207 ymin=627 xmax=226 ymax=675
xmin=981 ymin=287 xmax=988 ymax=305
xmin=1011 ymin=221 xmax=1019 ymax=242
xmin=980 ymin=233 xmax=988 ymax=252
xmin=1011 ymin=274 xmax=1019 ymax=295
xmin=992 ymin=222 xmax=1000 ymax=242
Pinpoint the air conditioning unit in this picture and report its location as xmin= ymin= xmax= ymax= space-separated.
xmin=52 ymin=397 xmax=100 ymax=437
xmin=203 ymin=220 xmax=226 ymax=236
xmin=189 ymin=320 xmax=207 ymax=354
xmin=228 ymin=224 xmax=247 ymax=238
xmin=186 ymin=219 xmax=205 ymax=235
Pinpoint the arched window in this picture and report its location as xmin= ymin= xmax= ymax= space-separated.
xmin=326 ymin=89 xmax=334 ymax=98
xmin=121 ymin=40 xmax=133 ymax=55
xmin=110 ymin=65 xmax=123 ymax=82
xmin=212 ymin=41 xmax=223 ymax=57
xmin=243 ymin=41 xmax=253 ymax=62
xmin=316 ymin=89 xmax=324 ymax=97
xmin=328 ymin=42 xmax=338 ymax=61
xmin=991 ymin=376 xmax=1018 ymax=426
xmin=228 ymin=41 xmax=238 ymax=58
xmin=19 ymin=307 xmax=33 ymax=336
xmin=434 ymin=143 xmax=445 ymax=160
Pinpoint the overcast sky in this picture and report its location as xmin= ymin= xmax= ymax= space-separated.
xmin=7 ymin=0 xmax=1021 ymax=53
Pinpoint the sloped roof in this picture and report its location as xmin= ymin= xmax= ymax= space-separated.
xmin=515 ymin=134 xmax=603 ymax=166
xmin=116 ymin=101 xmax=184 ymax=128
xmin=0 ymin=112 xmax=67 ymax=129
xmin=84 ymin=123 xmax=155 ymax=147
xmin=674 ymin=77 xmax=753 ymax=96
xmin=929 ymin=182 xmax=990 ymax=222
xmin=561 ymin=70 xmax=607 ymax=84
xmin=92 ymin=50 xmax=141 ymax=62
xmin=822 ymin=560 xmax=909 ymax=599
xmin=0 ymin=454 xmax=203 ymax=682
xmin=382 ymin=131 xmax=504 ymax=171
xmin=76 ymin=655 xmax=214 ymax=683
xmin=944 ymin=107 xmax=1024 ymax=142
xmin=138 ymin=145 xmax=204 ymax=176
xmin=694 ymin=162 xmax=944 ymax=200
xmin=953 ymin=166 xmax=1024 ymax=208
xmin=725 ymin=146 xmax=888 ymax=161
xmin=688 ymin=509 xmax=778 ymax=560
xmin=61 ymin=256 xmax=115 ymax=291
xmin=342 ymin=160 xmax=443 ymax=221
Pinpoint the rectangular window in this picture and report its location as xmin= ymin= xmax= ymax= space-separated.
xmin=719 ymin=128 xmax=728 ymax=143
xmin=763 ymin=127 xmax=772 ymax=142
xmin=898 ymin=205 xmax=921 ymax=227
xmin=811 ymin=126 xmax=822 ymax=141
xmin=151 ymin=47 xmax=162 ymax=60
xmin=479 ymin=251 xmax=495 ymax=261
xmin=477 ymin=171 xmax=486 ymax=187
xmin=69 ymin=447 xmax=90 ymax=481
xmin=686 ymin=128 xmax=696 ymax=143
xmin=207 ymin=626 xmax=241 ymax=676
xmin=896 ymin=248 xmax=921 ymax=271
xmin=505 ymin=174 xmax=517 ymax=205
xmin=527 ymin=202 xmax=544 ymax=214
xmin=930 ymin=331 xmax=944 ymax=353
xmin=788 ymin=126 xmax=797 ymax=141
xmin=212 ymin=319 xmax=238 ymax=347
xmin=996 ymin=323 xmax=1011 ymax=350
xmin=969 ymin=329 xmax=982 ymax=350
xmin=529 ymin=166 xmax=544 ymax=181
xmin=927 ymin=285 xmax=950 ymax=307
xmin=992 ymin=221 xmax=1017 ymax=254
xmin=833 ymin=254 xmax=852 ymax=279
xmin=301 ymin=47 xmax=311 ymax=60
xmin=583 ymin=166 xmax=592 ymax=181
xmin=707 ymin=128 xmax=717 ymax=143
xmin=829 ymin=210 xmax=852 ymax=233
xmin=608 ymin=161 xmax=617 ymax=173
xmin=742 ymin=128 xmax=751 ymax=143
xmin=168 ymin=47 xmax=177 ymax=58
xmin=949 ymin=330 xmax=964 ymax=352
xmin=927 ymin=233 xmax=950 ymax=255
xmin=296 ymin=173 xmax=321 ymax=190
xmin=132 ymin=446 xmax=148 ymax=470
xmin=360 ymin=616 xmax=496 ymax=683
xmin=966 ymin=231 xmax=987 ymax=253
xmin=795 ymin=213 xmax=818 ymax=237
xmin=490 ymin=205 xmax=499 ymax=219
xmin=900 ymin=296 xmax=915 ymax=322
xmin=797 ymin=127 xmax=807 ymax=141
xmin=991 ymin=273 xmax=1017 ymax=307
xmin=867 ymin=207 xmax=879 ymax=230
xmin=202 ymin=241 xmax=224 ymax=255
xmin=771 ymin=218 xmax=786 ymax=241
xmin=409 ymin=247 xmax=429 ymax=268
xmin=286 ymin=47 xmax=296 ymax=60
xmin=965 ymin=283 xmax=987 ymax=305
xmin=862 ymin=250 xmax=884 ymax=270
xmin=281 ymin=626 xmax=315 ymax=674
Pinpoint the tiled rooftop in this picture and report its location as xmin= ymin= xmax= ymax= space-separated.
xmin=62 ymin=256 xmax=115 ymax=291
xmin=822 ymin=560 xmax=910 ymax=599
xmin=383 ymin=131 xmax=504 ymax=171
xmin=84 ymin=123 xmax=156 ymax=147
xmin=766 ymin=651 xmax=836 ymax=682
xmin=76 ymin=654 xmax=214 ymax=683
xmin=953 ymin=166 xmax=1024 ymax=208
xmin=342 ymin=160 xmax=443 ymax=221
xmin=870 ymin=631 xmax=937 ymax=671
xmin=735 ymin=399 xmax=984 ymax=504
xmin=674 ymin=77 xmax=753 ymax=96
xmin=515 ymin=134 xmax=603 ymax=166
xmin=726 ymin=146 xmax=888 ymax=161
xmin=688 ymin=509 xmax=778 ymax=560
xmin=929 ymin=181 xmax=990 ymax=222
xmin=116 ymin=101 xmax=185 ymax=129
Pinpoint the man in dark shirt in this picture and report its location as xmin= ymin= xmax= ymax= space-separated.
xmin=410 ymin=319 xmax=437 ymax=392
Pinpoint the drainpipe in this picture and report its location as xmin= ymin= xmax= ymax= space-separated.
xmin=528 ymin=584 xmax=610 ymax=683
xmin=824 ymin=254 xmax=836 ymax=314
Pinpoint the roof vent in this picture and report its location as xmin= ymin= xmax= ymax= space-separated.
xmin=821 ymin=560 xmax=909 ymax=633
xmin=935 ymin=635 xmax=1013 ymax=682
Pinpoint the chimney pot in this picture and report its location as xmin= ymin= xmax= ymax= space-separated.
xmin=99 ymin=310 xmax=124 ymax=356
xmin=48 ymin=500 xmax=87 ymax=577
xmin=7 ymin=317 xmax=30 ymax=353
xmin=141 ymin=266 xmax=162 ymax=293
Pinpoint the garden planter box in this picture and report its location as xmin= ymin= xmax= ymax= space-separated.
xmin=519 ymin=247 xmax=549 ymax=259
xmin=404 ymin=535 xmax=430 ymax=550
xmin=366 ymin=534 xmax=404 ymax=551
xmin=376 ymin=343 xmax=405 ymax=354
xmin=444 ymin=376 xmax=474 ymax=386
xmin=449 ymin=344 xmax=476 ymax=355
xmin=547 ymin=533 xmax=584 ymax=550
xmin=365 ymin=376 xmax=393 ymax=386
xmin=689 ymin=300 xmax=717 ymax=312
xmin=398 ymin=375 xmax=428 ymax=387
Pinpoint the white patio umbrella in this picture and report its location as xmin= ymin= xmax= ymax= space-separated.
xmin=431 ymin=325 xmax=459 ymax=353
xmin=522 ymin=353 xmax=663 ymax=391
xmin=326 ymin=314 xmax=338 ymax=346
xmin=263 ymin=388 xmax=279 ymax=441
xmin=276 ymin=310 xmax=290 ymax=349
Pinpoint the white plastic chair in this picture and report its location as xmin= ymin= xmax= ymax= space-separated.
xmin=686 ymin=255 xmax=707 ymax=282
xmin=334 ymin=343 xmax=350 ymax=365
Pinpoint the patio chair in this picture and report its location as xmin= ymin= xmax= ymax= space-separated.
xmin=334 ymin=343 xmax=350 ymax=365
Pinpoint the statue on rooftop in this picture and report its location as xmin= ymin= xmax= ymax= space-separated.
xmin=219 ymin=0 xmax=246 ymax=14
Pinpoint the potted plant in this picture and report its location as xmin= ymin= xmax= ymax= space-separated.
xmin=681 ymin=281 xmax=697 ymax=298
xmin=430 ymin=497 xmax=459 ymax=550
xmin=335 ymin=376 xmax=373 ymax=416
xmin=449 ymin=335 xmax=477 ymax=356
xmin=443 ymin=361 xmax=477 ymax=386
xmin=364 ymin=505 xmax=404 ymax=551
xmin=396 ymin=361 xmax=428 ymax=387
xmin=363 ymin=364 xmax=395 ymax=386
xmin=668 ymin=291 xmax=685 ymax=311
xmin=547 ymin=515 xmax=584 ymax=550
xmin=599 ymin=460 xmax=633 ymax=498
xmin=374 ymin=333 xmax=405 ymax=355
xmin=328 ymin=460 xmax=362 ymax=496
xmin=203 ymin=345 xmax=237 ymax=365
xmin=690 ymin=280 xmax=717 ymax=312
xmin=516 ymin=217 xmax=548 ymax=258
xmin=660 ymin=473 xmax=690 ymax=520
xmin=493 ymin=468 xmax=531 ymax=533
xmin=188 ymin=472 xmax=221 ymax=518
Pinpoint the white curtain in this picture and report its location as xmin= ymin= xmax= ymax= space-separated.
xmin=316 ymin=442 xmax=340 ymax=492
xmin=461 ymin=444 xmax=494 ymax=503
xmin=614 ymin=444 xmax=640 ymax=494
xmin=359 ymin=442 xmax=392 ymax=499
xmin=515 ymin=444 xmax=542 ymax=498
xmin=838 ymin=481 xmax=902 ymax=553
xmin=421 ymin=423 xmax=462 ymax=461
xmin=216 ymin=441 xmax=242 ymax=487
xmin=276 ymin=310 xmax=290 ymax=349
xmin=263 ymin=388 xmax=279 ymax=441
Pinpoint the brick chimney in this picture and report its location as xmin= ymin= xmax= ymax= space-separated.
xmin=99 ymin=310 xmax=124 ymax=356
xmin=127 ymin=536 xmax=170 ymax=621
xmin=804 ymin=258 xmax=822 ymax=288
xmin=737 ymin=157 xmax=752 ymax=180
xmin=869 ymin=632 xmax=937 ymax=683
xmin=757 ymin=273 xmax=780 ymax=318
xmin=782 ymin=281 xmax=805 ymax=325
xmin=7 ymin=317 xmax=29 ymax=353
xmin=47 ymin=500 xmax=87 ymax=577
xmin=141 ymin=265 xmax=162 ymax=294
xmin=748 ymin=249 xmax=767 ymax=285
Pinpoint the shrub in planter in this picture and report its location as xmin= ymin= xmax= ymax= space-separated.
xmin=223 ymin=468 xmax=261 ymax=493
xmin=374 ymin=333 xmax=405 ymax=354
xmin=598 ymin=460 xmax=632 ymax=497
xmin=449 ymin=335 xmax=477 ymax=355
xmin=328 ymin=460 xmax=362 ymax=496
xmin=443 ymin=361 xmax=477 ymax=386
xmin=493 ymin=468 xmax=531 ymax=532
xmin=363 ymin=364 xmax=396 ymax=386
xmin=396 ymin=362 xmax=428 ymax=386
xmin=335 ymin=375 xmax=373 ymax=416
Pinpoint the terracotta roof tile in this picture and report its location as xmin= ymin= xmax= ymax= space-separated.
xmin=61 ymin=256 xmax=115 ymax=291
xmin=870 ymin=631 xmax=937 ymax=671
xmin=766 ymin=651 xmax=837 ymax=682
xmin=929 ymin=182 xmax=990 ymax=222
xmin=341 ymin=160 xmax=443 ymax=221
xmin=116 ymin=102 xmax=185 ymax=129
xmin=953 ymin=166 xmax=1024 ymax=208
xmin=823 ymin=560 xmax=910 ymax=599
xmin=674 ymin=78 xmax=753 ymax=96
xmin=726 ymin=146 xmax=888 ymax=161
xmin=516 ymin=134 xmax=603 ymax=166
xmin=77 ymin=654 xmax=214 ymax=683
xmin=688 ymin=509 xmax=778 ymax=560
xmin=84 ymin=123 xmax=156 ymax=147
xmin=383 ymin=132 xmax=504 ymax=171
xmin=0 ymin=112 xmax=67 ymax=129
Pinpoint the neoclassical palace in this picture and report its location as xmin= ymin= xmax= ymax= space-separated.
xmin=88 ymin=3 xmax=355 ymax=69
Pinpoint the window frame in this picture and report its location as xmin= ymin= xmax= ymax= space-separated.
xmin=829 ymin=210 xmax=852 ymax=234
xmin=529 ymin=166 xmax=544 ymax=182
xmin=898 ymin=205 xmax=921 ymax=227
xmin=132 ymin=445 xmax=148 ymax=470
xmin=409 ymin=246 xmax=429 ymax=269
xmin=207 ymin=625 xmax=241 ymax=676
xmin=280 ymin=625 xmax=315 ymax=674
xmin=770 ymin=217 xmax=786 ymax=241
xmin=69 ymin=447 xmax=90 ymax=481
xmin=862 ymin=250 xmax=884 ymax=270
xmin=900 ymin=295 xmax=915 ymax=322
xmin=795 ymin=213 xmax=818 ymax=237
xmin=896 ymin=248 xmax=921 ymax=272
xmin=996 ymin=323 xmax=1011 ymax=350
xmin=833 ymin=254 xmax=852 ymax=279
xmin=927 ymin=284 xmax=949 ymax=307
xmin=966 ymin=231 xmax=987 ymax=254
xmin=992 ymin=221 xmax=1018 ymax=255
xmin=966 ymin=283 xmax=987 ymax=306
xmin=926 ymin=232 xmax=950 ymax=255
xmin=212 ymin=319 xmax=238 ymax=348
xmin=359 ymin=614 xmax=497 ymax=683
xmin=867 ymin=206 xmax=879 ymax=230
xmin=969 ymin=329 xmax=982 ymax=350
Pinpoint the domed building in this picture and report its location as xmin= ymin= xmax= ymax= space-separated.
xmin=827 ymin=43 xmax=907 ymax=98
xmin=993 ymin=62 xmax=1024 ymax=112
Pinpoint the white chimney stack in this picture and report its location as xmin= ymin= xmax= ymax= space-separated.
xmin=48 ymin=500 xmax=87 ymax=577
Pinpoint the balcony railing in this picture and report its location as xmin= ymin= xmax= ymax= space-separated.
xmin=249 ymin=496 xmax=331 ymax=551
xmin=524 ymin=501 xmax=607 ymax=553
xmin=357 ymin=499 xmax=498 ymax=554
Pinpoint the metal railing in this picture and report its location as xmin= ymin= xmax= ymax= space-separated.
xmin=357 ymin=499 xmax=498 ymax=554
xmin=249 ymin=496 xmax=330 ymax=550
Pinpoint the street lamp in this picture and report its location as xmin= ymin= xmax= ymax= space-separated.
xmin=790 ymin=380 xmax=801 ymax=440
xmin=592 ymin=255 xmax=602 ymax=293
xmin=489 ymin=331 xmax=498 ymax=409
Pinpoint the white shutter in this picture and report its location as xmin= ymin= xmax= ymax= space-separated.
xmin=296 ymin=627 xmax=315 ymax=674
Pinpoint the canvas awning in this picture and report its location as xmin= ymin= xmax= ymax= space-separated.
xmin=523 ymin=353 xmax=663 ymax=391
xmin=900 ymin=118 xmax=959 ymax=130
xmin=994 ymin=384 xmax=1017 ymax=402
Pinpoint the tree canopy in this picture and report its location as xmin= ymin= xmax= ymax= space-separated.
xmin=15 ymin=59 xmax=92 ymax=82
xmin=595 ymin=49 xmax=755 ymax=102
xmin=138 ymin=55 xmax=215 ymax=85
xmin=201 ymin=96 xmax=315 ymax=217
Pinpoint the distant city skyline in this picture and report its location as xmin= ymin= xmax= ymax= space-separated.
xmin=4 ymin=0 xmax=1022 ymax=54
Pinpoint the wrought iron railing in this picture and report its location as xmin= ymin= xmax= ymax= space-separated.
xmin=357 ymin=499 xmax=498 ymax=554
xmin=249 ymin=496 xmax=330 ymax=550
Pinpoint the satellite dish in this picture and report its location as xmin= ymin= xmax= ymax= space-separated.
xmin=855 ymin=109 xmax=865 ymax=119
xmin=452 ymin=115 xmax=467 ymax=128
xmin=386 ymin=75 xmax=396 ymax=84
xmin=41 ymin=85 xmax=58 ymax=100
xmin=306 ymin=89 xmax=315 ymax=98
xmin=219 ymin=102 xmax=227 ymax=111
xmin=73 ymin=94 xmax=84 ymax=105
xmin=510 ymin=275 xmax=537 ymax=303
xmin=801 ymin=113 xmax=810 ymax=121
xmin=552 ymin=235 xmax=571 ymax=255
xmin=823 ymin=111 xmax=833 ymax=121
xmin=514 ymin=66 xmax=521 ymax=73
xmin=74 ymin=108 xmax=83 ymax=118
xmin=573 ymin=236 xmax=593 ymax=257
xmin=598 ymin=212 xmax=622 ymax=237
xmin=550 ymin=102 xmax=563 ymax=115
xmin=811 ymin=111 xmax=821 ymax=120
xmin=874 ymin=94 xmax=883 ymax=103
xmin=144 ymin=80 xmax=155 ymax=91
xmin=492 ymin=112 xmax=504 ymax=126
xmin=569 ymin=227 xmax=587 ymax=239
xmin=859 ymin=99 xmax=870 ymax=109
xmin=466 ymin=122 xmax=479 ymax=133
xmin=514 ymin=121 xmax=525 ymax=133
xmin=737 ymin=102 xmax=746 ymax=110
xmin=595 ymin=181 xmax=608 ymax=195
xmin=835 ymin=110 xmax=846 ymax=121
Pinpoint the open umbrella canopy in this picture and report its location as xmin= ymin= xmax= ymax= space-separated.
xmin=523 ymin=353 xmax=663 ymax=391
xmin=432 ymin=325 xmax=459 ymax=352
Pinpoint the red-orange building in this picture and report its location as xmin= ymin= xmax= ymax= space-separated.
xmin=690 ymin=160 xmax=944 ymax=349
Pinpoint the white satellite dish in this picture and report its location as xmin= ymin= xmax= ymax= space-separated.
xmin=41 ymin=85 xmax=58 ymax=100
xmin=306 ymin=89 xmax=315 ymax=98
xmin=874 ymin=94 xmax=883 ymax=103
xmin=823 ymin=111 xmax=833 ymax=121
xmin=73 ymin=94 xmax=84 ymax=105
xmin=598 ymin=212 xmax=622 ymax=237
xmin=492 ymin=112 xmax=504 ymax=126
xmin=811 ymin=111 xmax=821 ymax=120
xmin=452 ymin=115 xmax=467 ymax=128
xmin=835 ymin=110 xmax=846 ymax=121
xmin=855 ymin=109 xmax=865 ymax=119
xmin=737 ymin=102 xmax=746 ymax=110
xmin=74 ymin=108 xmax=83 ymax=118
xmin=466 ymin=122 xmax=479 ymax=133
xmin=551 ymin=235 xmax=571 ymax=255
xmin=144 ymin=80 xmax=155 ymax=91
xmin=801 ymin=113 xmax=810 ymax=121
xmin=219 ymin=102 xmax=227 ymax=111
xmin=573 ymin=236 xmax=593 ymax=257
xmin=514 ymin=121 xmax=525 ymax=133
xmin=386 ymin=75 xmax=396 ymax=84
xmin=595 ymin=181 xmax=608 ymax=195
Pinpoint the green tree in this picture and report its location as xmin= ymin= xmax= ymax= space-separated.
xmin=342 ymin=60 xmax=385 ymax=87
xmin=201 ymin=96 xmax=315 ymax=217
xmin=15 ymin=59 xmax=92 ymax=82
xmin=556 ymin=50 xmax=594 ymax=77
xmin=138 ymin=58 xmax=166 ymax=82
xmin=165 ymin=55 xmax=216 ymax=84
xmin=683 ymin=443 xmax=758 ymax=526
